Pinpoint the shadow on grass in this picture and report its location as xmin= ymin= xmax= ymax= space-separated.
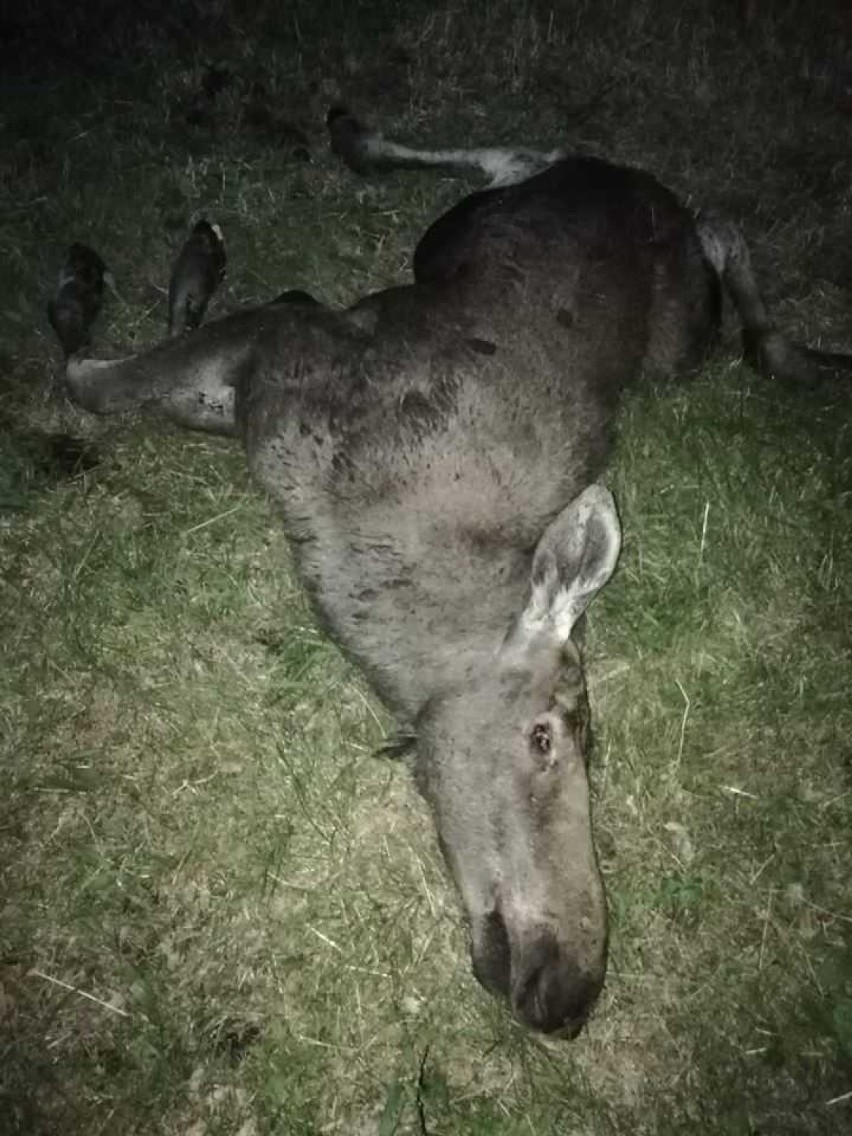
xmin=0 ymin=427 xmax=99 ymax=512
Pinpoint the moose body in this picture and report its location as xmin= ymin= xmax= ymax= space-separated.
xmin=61 ymin=144 xmax=809 ymax=1034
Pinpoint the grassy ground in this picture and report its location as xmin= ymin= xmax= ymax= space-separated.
xmin=1 ymin=1 xmax=851 ymax=1132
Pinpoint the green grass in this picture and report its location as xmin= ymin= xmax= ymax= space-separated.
xmin=2 ymin=1 xmax=852 ymax=1132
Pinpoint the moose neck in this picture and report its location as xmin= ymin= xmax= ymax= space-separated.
xmin=295 ymin=515 xmax=533 ymax=720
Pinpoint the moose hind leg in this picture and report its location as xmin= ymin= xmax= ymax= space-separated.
xmin=327 ymin=107 xmax=564 ymax=187
xmin=697 ymin=213 xmax=852 ymax=384
xmin=696 ymin=213 xmax=771 ymax=336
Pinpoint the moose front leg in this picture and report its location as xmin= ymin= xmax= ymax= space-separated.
xmin=61 ymin=298 xmax=327 ymax=436
xmin=64 ymin=330 xmax=248 ymax=436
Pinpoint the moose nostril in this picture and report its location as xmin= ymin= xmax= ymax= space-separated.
xmin=471 ymin=909 xmax=511 ymax=997
xmin=511 ymin=933 xmax=601 ymax=1036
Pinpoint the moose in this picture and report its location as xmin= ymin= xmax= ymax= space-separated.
xmin=53 ymin=112 xmax=849 ymax=1036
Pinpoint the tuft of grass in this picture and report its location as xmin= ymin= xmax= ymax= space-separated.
xmin=2 ymin=1 xmax=852 ymax=1133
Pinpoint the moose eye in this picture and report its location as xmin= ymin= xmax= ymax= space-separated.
xmin=530 ymin=721 xmax=553 ymax=757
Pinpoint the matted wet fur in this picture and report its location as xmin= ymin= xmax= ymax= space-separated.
xmin=55 ymin=113 xmax=851 ymax=1036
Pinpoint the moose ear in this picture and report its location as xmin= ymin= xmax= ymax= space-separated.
xmin=519 ymin=485 xmax=621 ymax=644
